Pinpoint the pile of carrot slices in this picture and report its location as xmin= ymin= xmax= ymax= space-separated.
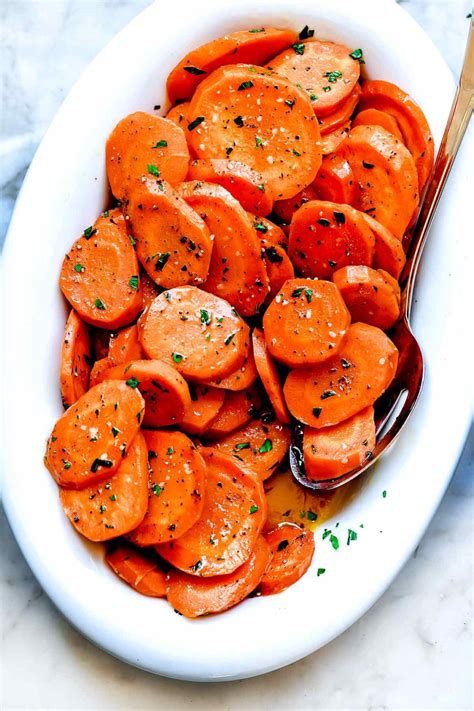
xmin=46 ymin=25 xmax=433 ymax=618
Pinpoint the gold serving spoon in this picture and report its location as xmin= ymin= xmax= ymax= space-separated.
xmin=290 ymin=19 xmax=474 ymax=491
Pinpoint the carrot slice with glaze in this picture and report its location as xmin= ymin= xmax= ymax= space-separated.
xmin=284 ymin=322 xmax=398 ymax=428
xmin=89 ymin=356 xmax=112 ymax=388
xmin=60 ymin=209 xmax=143 ymax=330
xmin=180 ymin=384 xmax=225 ymax=436
xmin=364 ymin=214 xmax=406 ymax=280
xmin=206 ymin=385 xmax=262 ymax=438
xmin=127 ymin=430 xmax=206 ymax=546
xmin=288 ymin=200 xmax=375 ymax=279
xmin=358 ymin=80 xmax=434 ymax=190
xmin=312 ymin=155 xmax=356 ymax=203
xmin=60 ymin=432 xmax=149 ymax=541
xmin=320 ymin=121 xmax=352 ymax=155
xmin=263 ymin=279 xmax=350 ymax=367
xmin=178 ymin=181 xmax=269 ymax=316
xmin=269 ymin=39 xmax=360 ymax=117
xmin=318 ymin=84 xmax=361 ymax=135
xmin=272 ymin=184 xmax=320 ymax=225
xmin=95 ymin=359 xmax=191 ymax=428
xmin=156 ymin=449 xmax=267 ymax=577
xmin=140 ymin=270 xmax=160 ymax=309
xmin=166 ymin=535 xmax=271 ymax=618
xmin=353 ymin=108 xmax=404 ymax=142
xmin=336 ymin=125 xmax=419 ymax=240
xmin=332 ymin=265 xmax=401 ymax=330
xmin=186 ymin=64 xmax=321 ymax=200
xmin=250 ymin=214 xmax=289 ymax=250
xmin=206 ymin=335 xmax=258 ymax=391
xmin=303 ymin=406 xmax=376 ymax=481
xmin=106 ymin=543 xmax=167 ymax=597
xmin=45 ymin=380 xmax=144 ymax=489
xmin=166 ymin=102 xmax=190 ymax=128
xmin=139 ymin=286 xmax=249 ymax=382
xmin=108 ymin=325 xmax=144 ymax=366
xmin=91 ymin=327 xmax=110 ymax=360
xmin=167 ymin=27 xmax=297 ymax=103
xmin=261 ymin=240 xmax=295 ymax=301
xmin=187 ymin=159 xmax=273 ymax=216
xmin=252 ymin=328 xmax=290 ymax=424
xmin=127 ymin=178 xmax=213 ymax=289
xmin=212 ymin=415 xmax=291 ymax=481
xmin=106 ymin=112 xmax=189 ymax=200
xmin=60 ymin=310 xmax=92 ymax=409
xmin=260 ymin=523 xmax=315 ymax=595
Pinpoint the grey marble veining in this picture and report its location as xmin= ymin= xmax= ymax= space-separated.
xmin=1 ymin=1 xmax=473 ymax=708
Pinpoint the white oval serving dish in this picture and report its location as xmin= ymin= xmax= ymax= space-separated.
xmin=1 ymin=0 xmax=472 ymax=682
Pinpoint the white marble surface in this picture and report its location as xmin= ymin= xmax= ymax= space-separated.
xmin=1 ymin=1 xmax=473 ymax=708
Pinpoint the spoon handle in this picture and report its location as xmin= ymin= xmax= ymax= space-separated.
xmin=403 ymin=19 xmax=474 ymax=318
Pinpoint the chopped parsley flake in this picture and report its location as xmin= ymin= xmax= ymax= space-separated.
xmin=235 ymin=442 xmax=251 ymax=451
xmin=238 ymin=80 xmax=254 ymax=91
xmin=129 ymin=275 xmax=139 ymax=290
xmin=259 ymin=438 xmax=272 ymax=453
xmin=126 ymin=377 xmax=140 ymax=388
xmin=299 ymin=25 xmax=314 ymax=40
xmin=155 ymin=252 xmax=170 ymax=271
xmin=95 ymin=298 xmax=106 ymax=310
xmin=83 ymin=226 xmax=97 ymax=239
xmin=183 ymin=66 xmax=206 ymax=75
xmin=292 ymin=42 xmax=305 ymax=55
xmin=188 ymin=116 xmax=205 ymax=131
xmin=349 ymin=48 xmax=365 ymax=64
xmin=147 ymin=164 xmax=160 ymax=176
xmin=152 ymin=484 xmax=162 ymax=497
xmin=249 ymin=505 xmax=259 ymax=514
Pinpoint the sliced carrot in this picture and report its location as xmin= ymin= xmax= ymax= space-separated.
xmin=249 ymin=214 xmax=288 ymax=250
xmin=95 ymin=359 xmax=191 ymax=428
xmin=260 ymin=523 xmax=315 ymax=595
xmin=127 ymin=178 xmax=213 ymax=289
xmin=312 ymin=155 xmax=356 ymax=203
xmin=59 ymin=209 xmax=143 ymax=330
xmin=212 ymin=415 xmax=291 ymax=481
xmin=336 ymin=125 xmax=419 ymax=240
xmin=269 ymin=39 xmax=360 ymax=117
xmin=166 ymin=102 xmax=190 ymax=128
xmin=332 ymin=265 xmax=401 ymax=330
xmin=187 ymin=159 xmax=273 ymax=216
xmin=272 ymin=184 xmax=320 ymax=225
xmin=178 ymin=181 xmax=269 ymax=316
xmin=45 ymin=380 xmax=144 ymax=488
xmin=140 ymin=270 xmax=160 ymax=309
xmin=186 ymin=65 xmax=321 ymax=200
xmin=167 ymin=27 xmax=297 ymax=103
xmin=261 ymin=240 xmax=295 ymax=301
xmin=60 ymin=310 xmax=92 ymax=409
xmin=252 ymin=328 xmax=290 ymax=424
xmin=288 ymin=200 xmax=375 ymax=279
xmin=106 ymin=112 xmax=189 ymax=200
xmin=91 ymin=327 xmax=110 ymax=360
xmin=180 ymin=384 xmax=226 ymax=435
xmin=138 ymin=286 xmax=249 ymax=382
xmin=318 ymin=84 xmax=361 ymax=135
xmin=206 ymin=385 xmax=262 ymax=438
xmin=320 ymin=121 xmax=351 ymax=155
xmin=108 ymin=325 xmax=143 ymax=366
xmin=359 ymin=80 xmax=434 ymax=190
xmin=166 ymin=535 xmax=270 ymax=618
xmin=206 ymin=335 xmax=258 ymax=391
xmin=106 ymin=543 xmax=167 ymax=597
xmin=283 ymin=322 xmax=398 ymax=428
xmin=364 ymin=213 xmax=406 ymax=280
xmin=156 ymin=449 xmax=266 ymax=576
xmin=89 ymin=356 xmax=112 ymax=388
xmin=353 ymin=108 xmax=404 ymax=142
xmin=263 ymin=278 xmax=351 ymax=367
xmin=127 ymin=430 xmax=206 ymax=546
xmin=60 ymin=431 xmax=148 ymax=541
xmin=303 ymin=406 xmax=376 ymax=481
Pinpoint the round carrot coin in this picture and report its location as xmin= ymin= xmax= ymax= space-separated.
xmin=106 ymin=543 xmax=167 ymax=597
xmin=260 ymin=523 xmax=315 ymax=595
xmin=156 ymin=449 xmax=267 ymax=577
xmin=206 ymin=334 xmax=258 ymax=391
xmin=106 ymin=112 xmax=189 ymax=200
xmin=353 ymin=108 xmax=404 ymax=142
xmin=139 ymin=286 xmax=250 ymax=382
xmin=252 ymin=328 xmax=290 ymax=424
xmin=284 ymin=322 xmax=399 ymax=428
xmin=180 ymin=384 xmax=225 ymax=436
xmin=332 ymin=265 xmax=401 ymax=331
xmin=319 ymin=122 xmax=352 ymax=155
xmin=317 ymin=84 xmax=361 ymax=135
xmin=178 ymin=181 xmax=269 ymax=317
xmin=303 ymin=406 xmax=376 ymax=481
xmin=269 ymin=39 xmax=360 ymax=116
xmin=60 ymin=310 xmax=92 ymax=409
xmin=127 ymin=430 xmax=206 ymax=546
xmin=363 ymin=214 xmax=406 ymax=280
xmin=89 ymin=356 xmax=112 ymax=388
xmin=312 ymin=155 xmax=356 ymax=204
xmin=59 ymin=209 xmax=143 ymax=330
xmin=289 ymin=200 xmax=375 ymax=280
xmin=108 ymin=325 xmax=143 ymax=366
xmin=60 ymin=432 xmax=149 ymax=541
xmin=166 ymin=536 xmax=271 ymax=618
xmin=166 ymin=102 xmax=190 ymax=128
xmin=186 ymin=65 xmax=321 ymax=200
xmin=45 ymin=380 xmax=144 ymax=489
xmin=261 ymin=240 xmax=295 ymax=301
xmin=272 ymin=184 xmax=320 ymax=225
xmin=263 ymin=279 xmax=351 ymax=367
xmin=249 ymin=214 xmax=288 ymax=250
xmin=206 ymin=385 xmax=262 ymax=438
